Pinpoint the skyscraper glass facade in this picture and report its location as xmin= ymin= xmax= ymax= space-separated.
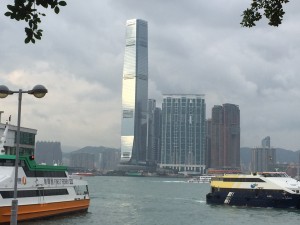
xmin=147 ymin=99 xmax=161 ymax=164
xmin=160 ymin=95 xmax=206 ymax=173
xmin=121 ymin=19 xmax=148 ymax=164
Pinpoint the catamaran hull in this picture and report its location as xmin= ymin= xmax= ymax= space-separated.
xmin=206 ymin=191 xmax=300 ymax=209
xmin=0 ymin=199 xmax=90 ymax=224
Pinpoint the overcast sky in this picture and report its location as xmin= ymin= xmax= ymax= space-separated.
xmin=1 ymin=0 xmax=300 ymax=151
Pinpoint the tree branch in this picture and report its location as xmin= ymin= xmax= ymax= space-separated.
xmin=5 ymin=0 xmax=67 ymax=44
xmin=241 ymin=0 xmax=289 ymax=27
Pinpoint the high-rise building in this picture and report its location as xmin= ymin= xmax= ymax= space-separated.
xmin=67 ymin=146 xmax=120 ymax=171
xmin=147 ymin=99 xmax=161 ymax=164
xmin=159 ymin=94 xmax=206 ymax=173
xmin=251 ymin=136 xmax=276 ymax=172
xmin=210 ymin=103 xmax=240 ymax=169
xmin=120 ymin=19 xmax=148 ymax=164
xmin=261 ymin=136 xmax=270 ymax=148
xmin=35 ymin=141 xmax=62 ymax=165
xmin=70 ymin=152 xmax=95 ymax=170
xmin=205 ymin=119 xmax=212 ymax=169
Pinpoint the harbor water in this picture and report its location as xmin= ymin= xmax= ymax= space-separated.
xmin=21 ymin=176 xmax=300 ymax=225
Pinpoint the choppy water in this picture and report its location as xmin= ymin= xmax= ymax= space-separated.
xmin=21 ymin=176 xmax=300 ymax=225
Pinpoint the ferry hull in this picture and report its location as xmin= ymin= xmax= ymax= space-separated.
xmin=0 ymin=199 xmax=90 ymax=224
xmin=206 ymin=191 xmax=300 ymax=209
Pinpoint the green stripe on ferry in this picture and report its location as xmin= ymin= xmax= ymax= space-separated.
xmin=0 ymin=154 xmax=67 ymax=172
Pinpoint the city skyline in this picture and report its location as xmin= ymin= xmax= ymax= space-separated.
xmin=1 ymin=1 xmax=300 ymax=151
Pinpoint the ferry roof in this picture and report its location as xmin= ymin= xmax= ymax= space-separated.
xmin=0 ymin=154 xmax=67 ymax=172
xmin=213 ymin=172 xmax=289 ymax=178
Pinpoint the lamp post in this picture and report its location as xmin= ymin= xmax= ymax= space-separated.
xmin=0 ymin=85 xmax=47 ymax=225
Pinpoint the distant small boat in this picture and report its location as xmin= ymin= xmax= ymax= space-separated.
xmin=72 ymin=172 xmax=94 ymax=176
xmin=187 ymin=175 xmax=215 ymax=183
xmin=125 ymin=171 xmax=143 ymax=177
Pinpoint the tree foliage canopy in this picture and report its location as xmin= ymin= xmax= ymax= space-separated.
xmin=241 ymin=0 xmax=289 ymax=27
xmin=4 ymin=0 xmax=67 ymax=44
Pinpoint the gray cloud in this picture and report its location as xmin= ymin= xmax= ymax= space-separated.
xmin=1 ymin=0 xmax=300 ymax=150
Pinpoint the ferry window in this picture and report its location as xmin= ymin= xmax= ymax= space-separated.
xmin=0 ymin=189 xmax=68 ymax=198
xmin=261 ymin=173 xmax=287 ymax=177
xmin=19 ymin=160 xmax=25 ymax=167
xmin=16 ymin=132 xmax=35 ymax=145
xmin=23 ymin=169 xmax=67 ymax=178
xmin=0 ymin=159 xmax=15 ymax=166
xmin=223 ymin=178 xmax=265 ymax=182
xmin=74 ymin=185 xmax=88 ymax=195
xmin=44 ymin=189 xmax=68 ymax=196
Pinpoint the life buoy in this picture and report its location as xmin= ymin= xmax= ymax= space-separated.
xmin=22 ymin=176 xmax=26 ymax=185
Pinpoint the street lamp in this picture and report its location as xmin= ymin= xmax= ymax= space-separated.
xmin=0 ymin=85 xmax=47 ymax=225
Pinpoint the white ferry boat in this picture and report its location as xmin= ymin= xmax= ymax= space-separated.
xmin=206 ymin=172 xmax=300 ymax=208
xmin=0 ymin=124 xmax=90 ymax=223
xmin=187 ymin=175 xmax=214 ymax=183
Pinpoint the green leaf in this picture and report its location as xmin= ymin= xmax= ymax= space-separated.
xmin=59 ymin=1 xmax=67 ymax=6
xmin=25 ymin=15 xmax=31 ymax=20
xmin=25 ymin=37 xmax=30 ymax=44
xmin=54 ymin=6 xmax=60 ymax=14
xmin=25 ymin=27 xmax=31 ymax=33
xmin=34 ymin=33 xmax=41 ymax=40
xmin=41 ymin=1 xmax=49 ymax=8
xmin=4 ymin=12 xmax=11 ymax=17
xmin=31 ymin=38 xmax=36 ymax=44
xmin=7 ymin=5 xmax=15 ymax=11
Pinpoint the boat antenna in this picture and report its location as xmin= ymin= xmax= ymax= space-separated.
xmin=0 ymin=111 xmax=4 ymax=123
xmin=297 ymin=152 xmax=300 ymax=180
xmin=0 ymin=115 xmax=11 ymax=155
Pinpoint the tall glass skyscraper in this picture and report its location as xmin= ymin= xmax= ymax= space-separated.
xmin=120 ymin=19 xmax=148 ymax=164
xmin=159 ymin=95 xmax=206 ymax=173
